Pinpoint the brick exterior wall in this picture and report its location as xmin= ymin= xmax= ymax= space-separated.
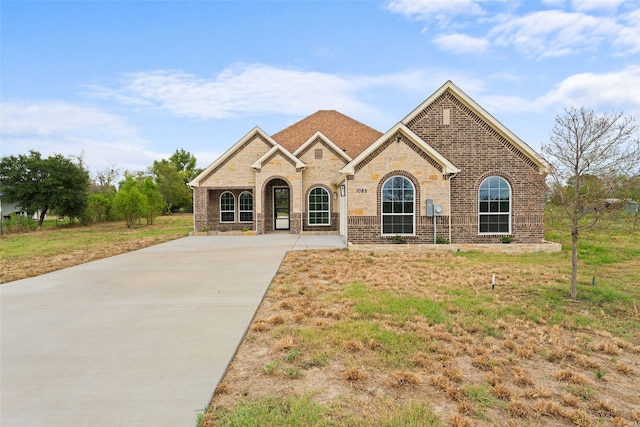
xmin=406 ymin=92 xmax=547 ymax=243
xmin=206 ymin=188 xmax=255 ymax=232
xmin=192 ymin=87 xmax=546 ymax=244
xmin=193 ymin=187 xmax=208 ymax=231
xmin=347 ymin=215 xmax=450 ymax=244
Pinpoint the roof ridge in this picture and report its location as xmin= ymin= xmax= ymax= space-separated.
xmin=270 ymin=110 xmax=382 ymax=158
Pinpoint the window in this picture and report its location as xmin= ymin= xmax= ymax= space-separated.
xmin=479 ymin=176 xmax=511 ymax=234
xmin=308 ymin=187 xmax=330 ymax=225
xmin=239 ymin=192 xmax=253 ymax=222
xmin=382 ymin=176 xmax=415 ymax=235
xmin=220 ymin=192 xmax=235 ymax=222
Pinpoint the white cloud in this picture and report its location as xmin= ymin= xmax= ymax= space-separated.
xmin=544 ymin=65 xmax=640 ymax=110
xmin=478 ymin=66 xmax=640 ymax=114
xmin=386 ymin=0 xmax=640 ymax=58
xmin=384 ymin=0 xmax=484 ymax=25
xmin=433 ymin=33 xmax=490 ymax=53
xmin=0 ymin=102 xmax=160 ymax=173
xmin=571 ymin=0 xmax=627 ymax=11
xmin=490 ymin=10 xmax=618 ymax=58
xmin=541 ymin=0 xmax=566 ymax=6
xmin=88 ymin=65 xmax=384 ymax=120
xmin=1 ymin=101 xmax=136 ymax=137
xmin=477 ymin=95 xmax=542 ymax=114
xmin=614 ymin=9 xmax=640 ymax=54
xmin=87 ymin=64 xmax=484 ymax=126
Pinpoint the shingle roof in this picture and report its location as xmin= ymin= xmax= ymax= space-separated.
xmin=271 ymin=110 xmax=382 ymax=157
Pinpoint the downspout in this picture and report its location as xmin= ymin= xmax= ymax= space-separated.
xmin=448 ymin=172 xmax=457 ymax=243
xmin=188 ymin=184 xmax=195 ymax=232
xmin=299 ymin=168 xmax=305 ymax=234
xmin=254 ymin=168 xmax=258 ymax=233
xmin=344 ymin=179 xmax=348 ymax=244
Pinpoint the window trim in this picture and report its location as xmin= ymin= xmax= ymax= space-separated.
xmin=380 ymin=176 xmax=416 ymax=236
xmin=238 ymin=191 xmax=253 ymax=223
xmin=219 ymin=191 xmax=235 ymax=223
xmin=478 ymin=176 xmax=511 ymax=235
xmin=307 ymin=186 xmax=331 ymax=226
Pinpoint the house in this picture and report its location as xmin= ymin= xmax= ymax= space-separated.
xmin=189 ymin=81 xmax=550 ymax=245
xmin=0 ymin=193 xmax=34 ymax=220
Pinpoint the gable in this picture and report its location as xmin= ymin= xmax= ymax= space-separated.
xmin=293 ymin=132 xmax=352 ymax=163
xmin=340 ymin=123 xmax=459 ymax=178
xmin=402 ymin=81 xmax=549 ymax=174
xmin=251 ymin=145 xmax=306 ymax=171
xmin=189 ymin=127 xmax=277 ymax=187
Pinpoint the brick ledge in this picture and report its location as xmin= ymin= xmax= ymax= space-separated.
xmin=348 ymin=240 xmax=561 ymax=254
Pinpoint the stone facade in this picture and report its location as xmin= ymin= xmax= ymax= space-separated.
xmin=189 ymin=82 xmax=550 ymax=245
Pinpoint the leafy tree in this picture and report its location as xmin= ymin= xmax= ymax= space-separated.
xmin=169 ymin=148 xmax=201 ymax=182
xmin=112 ymin=176 xmax=148 ymax=228
xmin=86 ymin=193 xmax=115 ymax=223
xmin=0 ymin=150 xmax=90 ymax=226
xmin=152 ymin=149 xmax=202 ymax=213
xmin=151 ymin=159 xmax=192 ymax=212
xmin=542 ymin=107 xmax=640 ymax=300
xmin=141 ymin=177 xmax=165 ymax=225
xmin=85 ymin=166 xmax=120 ymax=223
xmin=112 ymin=175 xmax=165 ymax=227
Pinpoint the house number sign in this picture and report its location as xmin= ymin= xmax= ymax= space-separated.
xmin=355 ymin=188 xmax=368 ymax=193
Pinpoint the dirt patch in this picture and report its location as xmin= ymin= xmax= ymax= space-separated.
xmin=203 ymin=250 xmax=640 ymax=426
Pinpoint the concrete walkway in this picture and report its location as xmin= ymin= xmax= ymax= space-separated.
xmin=1 ymin=234 xmax=345 ymax=427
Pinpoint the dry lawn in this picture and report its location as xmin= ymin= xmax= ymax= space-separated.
xmin=0 ymin=215 xmax=192 ymax=283
xmin=203 ymin=249 xmax=640 ymax=426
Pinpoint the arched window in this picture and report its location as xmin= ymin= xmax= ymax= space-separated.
xmin=220 ymin=192 xmax=235 ymax=223
xmin=478 ymin=176 xmax=511 ymax=234
xmin=308 ymin=186 xmax=330 ymax=225
xmin=239 ymin=191 xmax=253 ymax=222
xmin=381 ymin=176 xmax=415 ymax=235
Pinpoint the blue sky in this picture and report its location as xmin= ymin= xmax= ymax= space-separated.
xmin=2 ymin=0 xmax=639 ymax=176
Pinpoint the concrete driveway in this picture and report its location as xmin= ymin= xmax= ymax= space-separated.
xmin=1 ymin=234 xmax=344 ymax=427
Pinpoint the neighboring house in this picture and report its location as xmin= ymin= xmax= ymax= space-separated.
xmin=0 ymin=193 xmax=46 ymax=221
xmin=189 ymin=81 xmax=550 ymax=244
xmin=604 ymin=199 xmax=639 ymax=214
xmin=0 ymin=193 xmax=23 ymax=219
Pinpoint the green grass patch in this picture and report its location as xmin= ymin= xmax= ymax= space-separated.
xmin=299 ymin=319 xmax=428 ymax=369
xmin=1 ymin=215 xmax=192 ymax=260
xmin=344 ymin=283 xmax=445 ymax=324
xmin=211 ymin=394 xmax=332 ymax=427
xmin=377 ymin=401 xmax=442 ymax=426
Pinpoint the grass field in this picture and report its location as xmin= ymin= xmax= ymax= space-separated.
xmin=1 ymin=213 xmax=638 ymax=426
xmin=0 ymin=214 xmax=193 ymax=283
xmin=202 ymin=220 xmax=640 ymax=427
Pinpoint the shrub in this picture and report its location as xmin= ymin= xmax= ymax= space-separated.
xmin=436 ymin=235 xmax=450 ymax=244
xmin=3 ymin=213 xmax=38 ymax=234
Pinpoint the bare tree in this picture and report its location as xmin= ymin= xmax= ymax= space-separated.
xmin=542 ymin=107 xmax=640 ymax=300
xmin=92 ymin=165 xmax=120 ymax=192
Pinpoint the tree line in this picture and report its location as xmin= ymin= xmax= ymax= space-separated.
xmin=0 ymin=148 xmax=202 ymax=229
